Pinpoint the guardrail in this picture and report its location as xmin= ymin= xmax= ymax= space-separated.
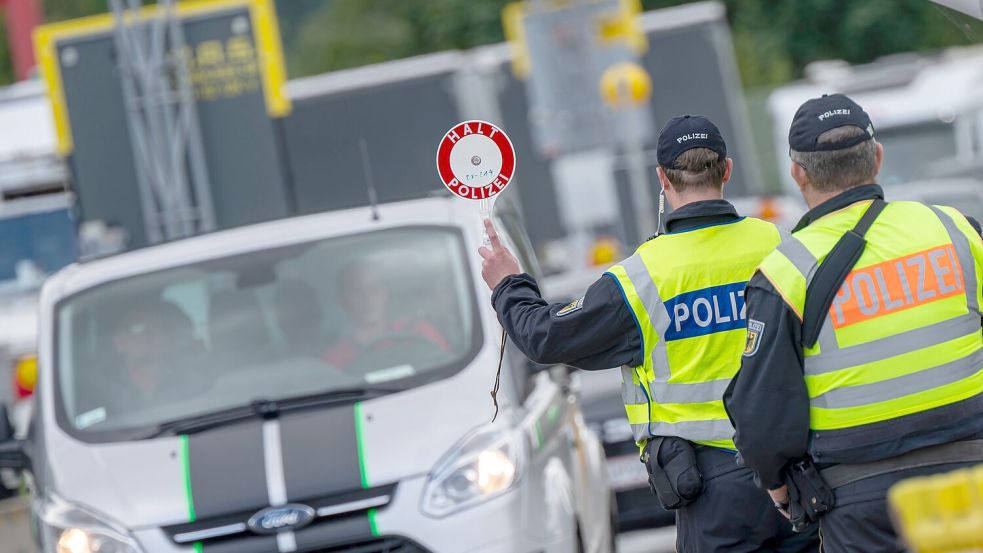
xmin=0 ymin=496 xmax=35 ymax=553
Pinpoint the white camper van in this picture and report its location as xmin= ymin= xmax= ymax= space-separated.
xmin=0 ymin=195 xmax=614 ymax=553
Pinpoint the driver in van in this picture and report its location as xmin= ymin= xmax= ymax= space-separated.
xmin=324 ymin=260 xmax=449 ymax=368
xmin=108 ymin=300 xmax=199 ymax=411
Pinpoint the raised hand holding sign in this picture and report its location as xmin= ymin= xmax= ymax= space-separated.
xmin=437 ymin=121 xmax=519 ymax=421
xmin=478 ymin=219 xmax=521 ymax=290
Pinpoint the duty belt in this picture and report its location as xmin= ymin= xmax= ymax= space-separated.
xmin=820 ymin=439 xmax=983 ymax=489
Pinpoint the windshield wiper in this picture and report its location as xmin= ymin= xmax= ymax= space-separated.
xmin=136 ymin=387 xmax=397 ymax=439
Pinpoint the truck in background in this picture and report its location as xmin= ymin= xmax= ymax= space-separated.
xmin=282 ymin=1 xmax=794 ymax=276
xmin=768 ymin=45 xmax=983 ymax=220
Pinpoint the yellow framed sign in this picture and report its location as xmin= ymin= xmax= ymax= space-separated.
xmin=34 ymin=0 xmax=291 ymax=157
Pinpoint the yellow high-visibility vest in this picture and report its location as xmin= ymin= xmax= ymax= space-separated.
xmin=607 ymin=217 xmax=782 ymax=449
xmin=757 ymin=200 xmax=983 ymax=459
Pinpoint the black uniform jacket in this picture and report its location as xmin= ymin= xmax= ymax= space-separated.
xmin=724 ymin=184 xmax=983 ymax=490
xmin=491 ymin=199 xmax=742 ymax=370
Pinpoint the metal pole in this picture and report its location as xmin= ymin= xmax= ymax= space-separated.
xmin=167 ymin=0 xmax=216 ymax=234
xmin=621 ymin=90 xmax=656 ymax=240
xmin=109 ymin=0 xmax=214 ymax=243
xmin=110 ymin=0 xmax=164 ymax=244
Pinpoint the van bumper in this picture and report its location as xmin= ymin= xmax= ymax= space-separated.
xmin=132 ymin=474 xmax=578 ymax=553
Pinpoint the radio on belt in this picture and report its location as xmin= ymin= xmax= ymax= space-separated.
xmin=436 ymin=120 xmax=516 ymax=243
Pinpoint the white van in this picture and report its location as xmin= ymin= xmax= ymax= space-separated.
xmin=0 ymin=195 xmax=614 ymax=553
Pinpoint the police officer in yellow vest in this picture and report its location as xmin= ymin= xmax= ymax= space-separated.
xmin=480 ymin=115 xmax=818 ymax=552
xmin=725 ymin=94 xmax=983 ymax=552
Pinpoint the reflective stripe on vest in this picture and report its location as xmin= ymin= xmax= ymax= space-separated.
xmin=757 ymin=200 xmax=983 ymax=434
xmin=607 ymin=217 xmax=782 ymax=448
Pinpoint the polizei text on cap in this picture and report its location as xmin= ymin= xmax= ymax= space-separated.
xmin=676 ymin=133 xmax=708 ymax=143
xmin=818 ymin=109 xmax=850 ymax=121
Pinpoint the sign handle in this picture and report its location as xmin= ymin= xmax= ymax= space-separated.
xmin=478 ymin=198 xmax=493 ymax=246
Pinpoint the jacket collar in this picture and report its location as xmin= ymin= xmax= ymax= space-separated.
xmin=792 ymin=184 xmax=884 ymax=233
xmin=662 ymin=199 xmax=739 ymax=234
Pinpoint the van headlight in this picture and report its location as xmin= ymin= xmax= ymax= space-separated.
xmin=39 ymin=494 xmax=143 ymax=553
xmin=421 ymin=425 xmax=525 ymax=517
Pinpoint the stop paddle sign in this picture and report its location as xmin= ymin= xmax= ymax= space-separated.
xmin=436 ymin=120 xmax=516 ymax=201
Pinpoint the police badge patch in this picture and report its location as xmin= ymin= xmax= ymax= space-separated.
xmin=557 ymin=297 xmax=585 ymax=317
xmin=744 ymin=319 xmax=765 ymax=357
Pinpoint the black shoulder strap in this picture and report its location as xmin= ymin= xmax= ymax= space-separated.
xmin=801 ymin=199 xmax=887 ymax=348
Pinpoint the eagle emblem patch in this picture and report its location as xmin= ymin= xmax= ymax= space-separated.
xmin=744 ymin=319 xmax=765 ymax=357
xmin=557 ymin=297 xmax=585 ymax=317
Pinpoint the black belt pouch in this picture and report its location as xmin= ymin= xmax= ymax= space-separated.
xmin=786 ymin=458 xmax=835 ymax=532
xmin=641 ymin=436 xmax=704 ymax=510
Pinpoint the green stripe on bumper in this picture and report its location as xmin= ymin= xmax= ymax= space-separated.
xmin=354 ymin=402 xmax=370 ymax=489
xmin=180 ymin=435 xmax=196 ymax=522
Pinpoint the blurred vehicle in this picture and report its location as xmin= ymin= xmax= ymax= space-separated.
xmin=0 ymin=194 xmax=614 ymax=553
xmin=541 ymin=268 xmax=675 ymax=532
xmin=769 ymin=45 xmax=983 ymax=197
xmin=577 ymin=369 xmax=675 ymax=531
xmin=882 ymin=178 xmax=983 ymax=222
xmin=282 ymin=1 xmax=794 ymax=271
xmin=0 ymin=80 xmax=75 ymax=498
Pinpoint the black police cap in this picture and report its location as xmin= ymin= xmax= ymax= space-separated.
xmin=789 ymin=93 xmax=875 ymax=152
xmin=656 ymin=115 xmax=727 ymax=168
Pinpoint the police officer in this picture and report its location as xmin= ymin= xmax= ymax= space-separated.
xmin=725 ymin=93 xmax=983 ymax=552
xmin=480 ymin=115 xmax=818 ymax=553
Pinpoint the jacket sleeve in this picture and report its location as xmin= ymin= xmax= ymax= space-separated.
xmin=490 ymin=273 xmax=641 ymax=370
xmin=723 ymin=272 xmax=811 ymax=490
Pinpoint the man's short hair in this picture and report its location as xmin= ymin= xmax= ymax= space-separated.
xmin=662 ymin=147 xmax=727 ymax=192
xmin=790 ymin=126 xmax=877 ymax=192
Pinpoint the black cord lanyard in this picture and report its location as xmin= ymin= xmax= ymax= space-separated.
xmin=490 ymin=329 xmax=507 ymax=422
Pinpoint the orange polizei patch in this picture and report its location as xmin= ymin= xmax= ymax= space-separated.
xmin=829 ymin=244 xmax=964 ymax=329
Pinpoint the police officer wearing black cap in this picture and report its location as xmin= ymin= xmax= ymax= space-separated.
xmin=726 ymin=93 xmax=983 ymax=551
xmin=480 ymin=115 xmax=818 ymax=552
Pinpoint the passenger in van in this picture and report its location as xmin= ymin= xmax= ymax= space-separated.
xmin=324 ymin=260 xmax=449 ymax=369
xmin=107 ymin=300 xmax=200 ymax=411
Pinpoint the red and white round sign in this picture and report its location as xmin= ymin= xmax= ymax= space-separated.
xmin=436 ymin=120 xmax=516 ymax=201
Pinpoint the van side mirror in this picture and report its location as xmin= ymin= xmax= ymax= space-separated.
xmin=0 ymin=405 xmax=27 ymax=471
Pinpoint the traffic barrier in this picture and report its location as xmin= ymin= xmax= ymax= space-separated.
xmin=889 ymin=464 xmax=983 ymax=552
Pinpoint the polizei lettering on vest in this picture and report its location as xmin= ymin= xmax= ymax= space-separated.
xmin=830 ymin=244 xmax=964 ymax=328
xmin=663 ymin=281 xmax=749 ymax=341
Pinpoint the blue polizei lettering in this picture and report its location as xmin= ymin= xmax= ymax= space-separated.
xmin=662 ymin=282 xmax=748 ymax=341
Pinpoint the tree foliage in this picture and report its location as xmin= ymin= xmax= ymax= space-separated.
xmin=9 ymin=0 xmax=980 ymax=88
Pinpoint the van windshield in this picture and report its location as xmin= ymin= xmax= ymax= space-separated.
xmin=55 ymin=227 xmax=480 ymax=440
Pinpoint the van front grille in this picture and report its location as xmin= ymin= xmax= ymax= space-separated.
xmin=309 ymin=536 xmax=429 ymax=553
